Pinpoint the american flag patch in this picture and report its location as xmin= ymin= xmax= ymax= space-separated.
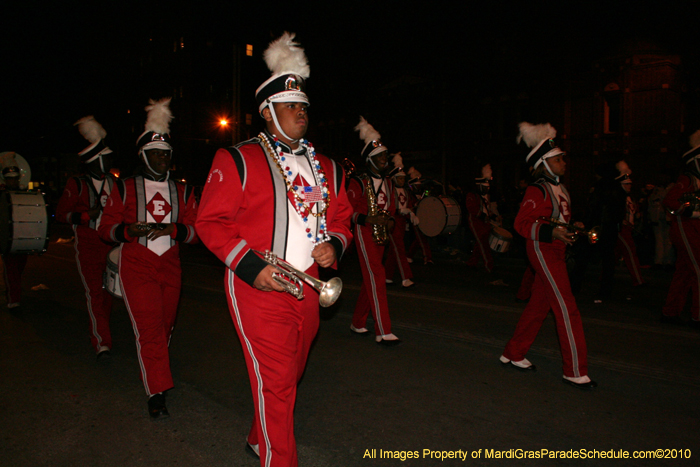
xmin=303 ymin=185 xmax=324 ymax=203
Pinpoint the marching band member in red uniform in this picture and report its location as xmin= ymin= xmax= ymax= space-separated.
xmin=406 ymin=167 xmax=433 ymax=265
xmin=661 ymin=130 xmax=700 ymax=329
xmin=500 ymin=122 xmax=596 ymax=389
xmin=0 ymin=153 xmax=27 ymax=309
xmin=196 ymin=33 xmax=352 ymax=466
xmin=347 ymin=117 xmax=402 ymax=346
xmin=99 ymin=98 xmax=198 ymax=419
xmin=614 ymin=161 xmax=645 ymax=288
xmin=56 ymin=117 xmax=120 ymax=360
xmin=464 ymin=163 xmax=496 ymax=272
xmin=384 ymin=153 xmax=416 ymax=288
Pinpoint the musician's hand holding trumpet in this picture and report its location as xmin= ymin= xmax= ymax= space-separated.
xmin=252 ymin=245 xmax=343 ymax=307
xmin=552 ymin=222 xmax=584 ymax=245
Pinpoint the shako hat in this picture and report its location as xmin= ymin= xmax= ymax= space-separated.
xmin=475 ymin=163 xmax=492 ymax=184
xmin=683 ymin=130 xmax=700 ymax=165
xmin=75 ymin=116 xmax=113 ymax=163
xmin=615 ymin=160 xmax=632 ymax=182
xmin=0 ymin=152 xmax=20 ymax=178
xmin=355 ymin=117 xmax=387 ymax=161
xmin=255 ymin=32 xmax=310 ymax=114
xmin=517 ymin=122 xmax=565 ymax=168
xmin=136 ymin=98 xmax=173 ymax=152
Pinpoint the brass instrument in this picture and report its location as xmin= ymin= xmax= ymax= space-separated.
xmin=253 ymin=250 xmax=343 ymax=308
xmin=361 ymin=174 xmax=390 ymax=245
xmin=341 ymin=158 xmax=356 ymax=178
xmin=537 ymin=217 xmax=600 ymax=244
xmin=666 ymin=190 xmax=700 ymax=216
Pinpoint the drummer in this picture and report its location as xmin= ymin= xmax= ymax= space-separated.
xmin=464 ymin=163 xmax=499 ymax=273
xmin=0 ymin=152 xmax=27 ymax=309
xmin=56 ymin=116 xmax=121 ymax=361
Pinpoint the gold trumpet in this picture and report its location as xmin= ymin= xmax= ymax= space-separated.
xmin=537 ymin=217 xmax=601 ymax=244
xmin=253 ymin=250 xmax=343 ymax=308
xmin=666 ymin=191 xmax=700 ymax=216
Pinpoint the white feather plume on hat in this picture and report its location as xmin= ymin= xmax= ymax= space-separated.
xmin=408 ymin=167 xmax=421 ymax=179
xmin=144 ymin=98 xmax=173 ymax=135
xmin=690 ymin=130 xmax=700 ymax=150
xmin=74 ymin=116 xmax=106 ymax=144
xmin=517 ymin=122 xmax=557 ymax=148
xmin=391 ymin=152 xmax=404 ymax=169
xmin=355 ymin=116 xmax=381 ymax=144
xmin=264 ymin=32 xmax=310 ymax=78
xmin=616 ymin=160 xmax=632 ymax=175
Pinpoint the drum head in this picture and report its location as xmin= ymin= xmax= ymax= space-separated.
xmin=416 ymin=196 xmax=447 ymax=237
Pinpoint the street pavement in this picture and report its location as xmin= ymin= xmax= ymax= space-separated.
xmin=1 ymin=225 xmax=699 ymax=466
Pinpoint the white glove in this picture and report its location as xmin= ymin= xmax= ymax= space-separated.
xmin=409 ymin=211 xmax=419 ymax=225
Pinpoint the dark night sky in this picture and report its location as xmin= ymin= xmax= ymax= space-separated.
xmin=1 ymin=1 xmax=697 ymax=159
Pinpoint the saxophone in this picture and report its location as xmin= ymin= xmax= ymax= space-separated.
xmin=361 ymin=174 xmax=390 ymax=245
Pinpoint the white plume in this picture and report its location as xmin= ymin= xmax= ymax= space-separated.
xmin=690 ymin=129 xmax=700 ymax=149
xmin=517 ymin=122 xmax=557 ymax=148
xmin=144 ymin=98 xmax=173 ymax=134
xmin=355 ymin=116 xmax=381 ymax=144
xmin=408 ymin=167 xmax=421 ymax=180
xmin=482 ymin=163 xmax=492 ymax=179
xmin=616 ymin=160 xmax=631 ymax=175
xmin=74 ymin=116 xmax=106 ymax=144
xmin=264 ymin=32 xmax=310 ymax=78
xmin=391 ymin=152 xmax=404 ymax=169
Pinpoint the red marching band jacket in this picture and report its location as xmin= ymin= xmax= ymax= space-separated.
xmin=55 ymin=174 xmax=122 ymax=235
xmin=346 ymin=174 xmax=397 ymax=226
xmin=98 ymin=175 xmax=198 ymax=247
xmin=664 ymin=173 xmax=700 ymax=224
xmin=515 ymin=179 xmax=572 ymax=246
xmin=195 ymin=138 xmax=353 ymax=286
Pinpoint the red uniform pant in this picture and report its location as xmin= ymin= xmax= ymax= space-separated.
xmin=516 ymin=264 xmax=536 ymax=301
xmin=74 ymin=227 xmax=114 ymax=352
xmin=408 ymin=224 xmax=432 ymax=263
xmin=503 ymin=241 xmax=589 ymax=378
xmin=615 ymin=225 xmax=644 ymax=286
xmin=465 ymin=218 xmax=493 ymax=272
xmin=120 ymin=244 xmax=181 ymax=395
xmin=2 ymin=253 xmax=27 ymax=305
xmin=384 ymin=216 xmax=413 ymax=282
xmin=352 ymin=223 xmax=393 ymax=336
xmin=662 ymin=219 xmax=700 ymax=321
xmin=226 ymin=265 xmax=320 ymax=467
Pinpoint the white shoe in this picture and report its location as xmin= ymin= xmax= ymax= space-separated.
xmin=350 ymin=324 xmax=369 ymax=334
xmin=407 ymin=258 xmax=413 ymax=263
xmin=7 ymin=302 xmax=20 ymax=309
xmin=499 ymin=355 xmax=535 ymax=370
xmin=385 ymin=279 xmax=394 ymax=284
xmin=401 ymin=279 xmax=415 ymax=288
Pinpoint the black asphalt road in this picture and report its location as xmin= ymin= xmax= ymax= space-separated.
xmin=2 ymin=225 xmax=699 ymax=466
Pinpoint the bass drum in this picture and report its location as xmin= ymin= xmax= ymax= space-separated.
xmin=416 ymin=195 xmax=462 ymax=237
xmin=0 ymin=191 xmax=49 ymax=255
xmin=488 ymin=226 xmax=513 ymax=253
xmin=103 ymin=247 xmax=122 ymax=299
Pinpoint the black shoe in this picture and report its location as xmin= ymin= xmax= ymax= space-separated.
xmin=376 ymin=338 xmax=402 ymax=347
xmin=245 ymin=442 xmax=260 ymax=459
xmin=660 ymin=315 xmax=684 ymax=325
xmin=148 ymin=393 xmax=170 ymax=420
xmin=562 ymin=378 xmax=597 ymax=390
xmin=96 ymin=347 xmax=111 ymax=363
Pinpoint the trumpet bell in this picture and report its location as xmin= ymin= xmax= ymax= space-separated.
xmin=587 ymin=226 xmax=600 ymax=244
xmin=318 ymin=277 xmax=343 ymax=308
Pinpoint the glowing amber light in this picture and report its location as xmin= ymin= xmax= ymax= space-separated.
xmin=220 ymin=119 xmax=228 ymax=126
